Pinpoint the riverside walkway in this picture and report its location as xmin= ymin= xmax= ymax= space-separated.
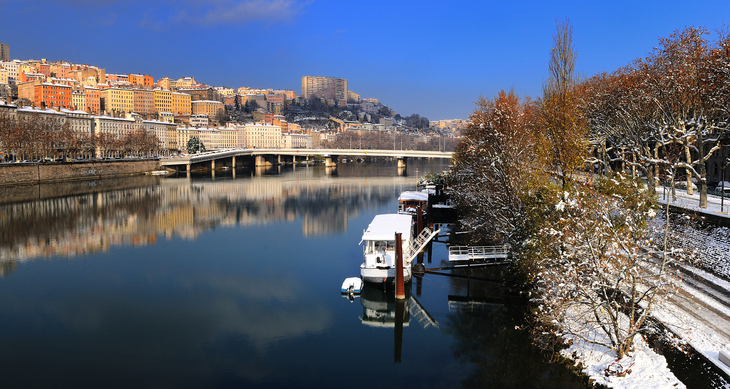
xmin=652 ymin=184 xmax=730 ymax=379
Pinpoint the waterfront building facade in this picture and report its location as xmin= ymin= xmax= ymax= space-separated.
xmin=243 ymin=123 xmax=281 ymax=149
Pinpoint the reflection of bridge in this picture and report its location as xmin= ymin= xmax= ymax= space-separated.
xmin=160 ymin=148 xmax=453 ymax=172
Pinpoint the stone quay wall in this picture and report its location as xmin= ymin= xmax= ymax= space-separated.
xmin=0 ymin=160 xmax=162 ymax=187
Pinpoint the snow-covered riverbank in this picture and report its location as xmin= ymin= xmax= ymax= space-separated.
xmin=559 ymin=186 xmax=730 ymax=388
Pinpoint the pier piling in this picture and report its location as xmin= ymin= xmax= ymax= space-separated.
xmin=395 ymin=232 xmax=405 ymax=300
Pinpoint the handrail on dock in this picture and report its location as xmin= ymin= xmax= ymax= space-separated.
xmin=448 ymin=244 xmax=510 ymax=261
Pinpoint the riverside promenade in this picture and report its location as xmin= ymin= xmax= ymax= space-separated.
xmin=656 ymin=184 xmax=730 ymax=225
xmin=652 ymin=184 xmax=730 ymax=380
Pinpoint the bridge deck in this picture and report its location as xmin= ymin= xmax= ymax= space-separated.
xmin=160 ymin=148 xmax=452 ymax=166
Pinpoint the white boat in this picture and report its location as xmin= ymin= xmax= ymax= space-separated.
xmin=359 ymin=214 xmax=415 ymax=284
xmin=341 ymin=277 xmax=363 ymax=294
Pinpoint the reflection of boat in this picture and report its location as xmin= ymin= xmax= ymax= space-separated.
xmin=359 ymin=284 xmax=438 ymax=329
xmin=360 ymin=283 xmax=410 ymax=327
xmin=359 ymin=214 xmax=414 ymax=284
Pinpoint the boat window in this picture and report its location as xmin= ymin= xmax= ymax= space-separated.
xmin=363 ymin=240 xmax=394 ymax=254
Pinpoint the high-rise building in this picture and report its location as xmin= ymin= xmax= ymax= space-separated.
xmin=0 ymin=43 xmax=9 ymax=61
xmin=301 ymin=76 xmax=348 ymax=103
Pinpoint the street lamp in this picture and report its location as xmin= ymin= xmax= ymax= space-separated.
xmin=723 ymin=159 xmax=728 ymax=213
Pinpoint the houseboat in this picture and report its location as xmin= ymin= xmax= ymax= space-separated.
xmin=360 ymin=214 xmax=414 ymax=284
xmin=397 ymin=191 xmax=429 ymax=216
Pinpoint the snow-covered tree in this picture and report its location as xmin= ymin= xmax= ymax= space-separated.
xmin=451 ymin=89 xmax=541 ymax=245
xmin=525 ymin=175 xmax=673 ymax=359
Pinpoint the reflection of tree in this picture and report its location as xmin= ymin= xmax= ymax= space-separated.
xmin=444 ymin=300 xmax=584 ymax=388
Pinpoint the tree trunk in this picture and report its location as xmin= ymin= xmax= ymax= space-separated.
xmin=646 ymin=144 xmax=656 ymax=196
xmin=697 ymin=132 xmax=708 ymax=208
xmin=685 ymin=141 xmax=693 ymax=195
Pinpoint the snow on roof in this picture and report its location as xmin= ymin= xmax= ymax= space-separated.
xmin=17 ymin=106 xmax=65 ymax=115
xmin=398 ymin=191 xmax=429 ymax=202
xmin=60 ymin=108 xmax=89 ymax=114
xmin=361 ymin=214 xmax=412 ymax=242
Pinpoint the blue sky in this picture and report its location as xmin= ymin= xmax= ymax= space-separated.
xmin=2 ymin=0 xmax=730 ymax=120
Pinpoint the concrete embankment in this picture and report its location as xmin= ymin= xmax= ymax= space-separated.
xmin=0 ymin=160 xmax=161 ymax=187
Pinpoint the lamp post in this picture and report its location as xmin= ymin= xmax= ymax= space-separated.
xmin=723 ymin=159 xmax=727 ymax=213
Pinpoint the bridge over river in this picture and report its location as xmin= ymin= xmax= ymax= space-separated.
xmin=160 ymin=148 xmax=453 ymax=172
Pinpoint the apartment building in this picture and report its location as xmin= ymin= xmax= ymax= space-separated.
xmin=100 ymin=88 xmax=134 ymax=114
xmin=157 ymin=77 xmax=171 ymax=90
xmin=142 ymin=119 xmax=177 ymax=151
xmin=171 ymin=92 xmax=192 ymax=116
xmin=281 ymin=133 xmax=312 ymax=149
xmin=243 ymin=123 xmax=281 ymax=149
xmin=0 ymin=43 xmax=8 ymax=62
xmin=301 ymin=76 xmax=348 ymax=102
xmin=60 ymin=108 xmax=93 ymax=136
xmin=72 ymin=89 xmax=85 ymax=111
xmin=133 ymin=89 xmax=156 ymax=117
xmin=154 ymin=89 xmax=172 ymax=114
xmin=129 ymin=74 xmax=154 ymax=88
xmin=0 ymin=60 xmax=20 ymax=82
xmin=191 ymin=100 xmax=224 ymax=119
xmin=34 ymin=83 xmax=72 ymax=109
xmin=83 ymin=86 xmax=101 ymax=114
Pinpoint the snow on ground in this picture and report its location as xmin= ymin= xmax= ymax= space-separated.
xmin=650 ymin=283 xmax=730 ymax=382
xmin=561 ymin=306 xmax=686 ymax=389
xmin=558 ymin=185 xmax=730 ymax=387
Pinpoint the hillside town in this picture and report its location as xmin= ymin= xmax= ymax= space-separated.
xmin=0 ymin=42 xmax=465 ymax=160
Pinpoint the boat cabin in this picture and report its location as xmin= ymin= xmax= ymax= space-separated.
xmin=361 ymin=214 xmax=413 ymax=270
xmin=397 ymin=191 xmax=429 ymax=215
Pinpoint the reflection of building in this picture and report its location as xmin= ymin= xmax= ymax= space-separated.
xmin=0 ymin=164 xmax=446 ymax=266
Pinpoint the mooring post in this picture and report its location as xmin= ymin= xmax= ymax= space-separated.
xmin=417 ymin=205 xmax=424 ymax=265
xmin=395 ymin=232 xmax=405 ymax=300
xmin=394 ymin=297 xmax=405 ymax=363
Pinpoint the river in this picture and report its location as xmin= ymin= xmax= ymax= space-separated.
xmin=0 ymin=160 xmax=587 ymax=388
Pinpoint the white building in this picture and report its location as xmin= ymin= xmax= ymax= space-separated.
xmin=60 ymin=108 xmax=92 ymax=137
xmin=243 ymin=123 xmax=281 ymax=149
xmin=0 ymin=60 xmax=21 ymax=82
xmin=281 ymin=133 xmax=312 ymax=149
xmin=190 ymin=114 xmax=208 ymax=128
xmin=143 ymin=119 xmax=177 ymax=151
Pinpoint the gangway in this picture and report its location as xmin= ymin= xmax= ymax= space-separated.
xmin=404 ymin=227 xmax=440 ymax=264
xmin=448 ymin=245 xmax=510 ymax=262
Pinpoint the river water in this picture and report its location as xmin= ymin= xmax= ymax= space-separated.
xmin=0 ymin=160 xmax=586 ymax=388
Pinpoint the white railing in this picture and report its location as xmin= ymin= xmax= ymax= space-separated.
xmin=448 ymin=245 xmax=510 ymax=261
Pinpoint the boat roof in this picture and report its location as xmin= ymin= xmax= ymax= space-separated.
xmin=361 ymin=214 xmax=412 ymax=241
xmin=398 ymin=191 xmax=429 ymax=201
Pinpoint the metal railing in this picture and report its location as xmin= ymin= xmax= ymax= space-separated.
xmin=448 ymin=245 xmax=510 ymax=260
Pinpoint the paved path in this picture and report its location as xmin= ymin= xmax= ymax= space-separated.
xmin=652 ymin=185 xmax=730 ymax=379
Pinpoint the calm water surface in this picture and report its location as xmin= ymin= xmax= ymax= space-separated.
xmin=0 ymin=161 xmax=586 ymax=388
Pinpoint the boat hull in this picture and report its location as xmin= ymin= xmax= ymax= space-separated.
xmin=360 ymin=266 xmax=412 ymax=285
